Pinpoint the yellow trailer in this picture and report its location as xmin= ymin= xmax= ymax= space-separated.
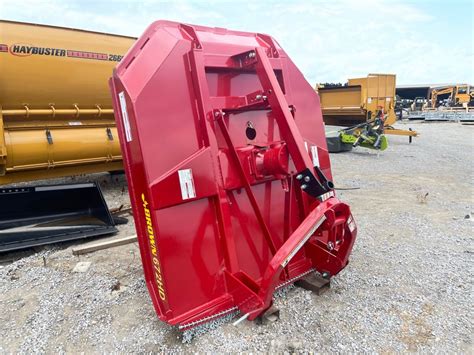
xmin=0 ymin=20 xmax=135 ymax=184
xmin=317 ymin=74 xmax=417 ymax=138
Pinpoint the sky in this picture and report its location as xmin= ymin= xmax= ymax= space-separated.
xmin=1 ymin=0 xmax=473 ymax=85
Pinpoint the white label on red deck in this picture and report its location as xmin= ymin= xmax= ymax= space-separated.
xmin=320 ymin=191 xmax=334 ymax=201
xmin=178 ymin=169 xmax=196 ymax=200
xmin=347 ymin=215 xmax=356 ymax=232
xmin=311 ymin=145 xmax=320 ymax=167
xmin=118 ymin=91 xmax=132 ymax=142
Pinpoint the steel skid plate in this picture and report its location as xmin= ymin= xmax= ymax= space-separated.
xmin=110 ymin=21 xmax=357 ymax=328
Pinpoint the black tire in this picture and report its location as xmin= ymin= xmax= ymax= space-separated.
xmin=326 ymin=136 xmax=353 ymax=153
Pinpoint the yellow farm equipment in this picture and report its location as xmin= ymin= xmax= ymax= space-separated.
xmin=0 ymin=21 xmax=135 ymax=185
xmin=317 ymin=74 xmax=418 ymax=139
xmin=428 ymin=85 xmax=474 ymax=108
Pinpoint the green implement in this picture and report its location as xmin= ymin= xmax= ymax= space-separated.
xmin=340 ymin=131 xmax=388 ymax=151
xmin=340 ymin=116 xmax=388 ymax=151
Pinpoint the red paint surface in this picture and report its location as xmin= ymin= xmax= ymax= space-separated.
xmin=110 ymin=21 xmax=357 ymax=328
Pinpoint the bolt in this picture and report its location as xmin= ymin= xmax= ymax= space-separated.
xmin=301 ymin=184 xmax=307 ymax=190
xmin=322 ymin=272 xmax=330 ymax=279
xmin=296 ymin=174 xmax=303 ymax=180
xmin=256 ymin=94 xmax=262 ymax=100
xmin=304 ymin=176 xmax=310 ymax=182
xmin=327 ymin=241 xmax=334 ymax=251
xmin=214 ymin=111 xmax=220 ymax=117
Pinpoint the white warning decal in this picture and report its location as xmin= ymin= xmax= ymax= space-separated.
xmin=118 ymin=91 xmax=132 ymax=142
xmin=320 ymin=190 xmax=334 ymax=202
xmin=311 ymin=145 xmax=320 ymax=167
xmin=178 ymin=169 xmax=196 ymax=200
xmin=347 ymin=215 xmax=356 ymax=232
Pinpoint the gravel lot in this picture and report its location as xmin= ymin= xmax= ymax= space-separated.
xmin=0 ymin=121 xmax=472 ymax=353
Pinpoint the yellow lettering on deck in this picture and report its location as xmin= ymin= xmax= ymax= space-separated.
xmin=141 ymin=193 xmax=166 ymax=301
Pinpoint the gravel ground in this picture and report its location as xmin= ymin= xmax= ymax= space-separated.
xmin=0 ymin=121 xmax=472 ymax=353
